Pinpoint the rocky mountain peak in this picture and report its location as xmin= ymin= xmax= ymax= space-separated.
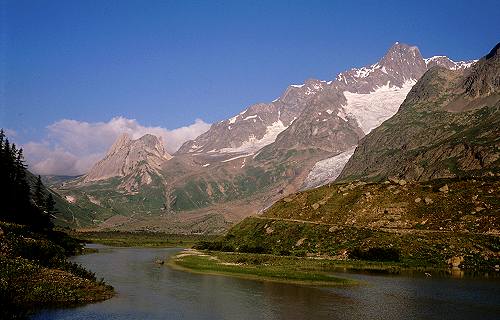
xmin=485 ymin=42 xmax=500 ymax=60
xmin=82 ymin=133 xmax=171 ymax=186
xmin=380 ymin=42 xmax=423 ymax=64
xmin=378 ymin=42 xmax=427 ymax=81
xmin=462 ymin=42 xmax=500 ymax=98
xmin=108 ymin=133 xmax=131 ymax=154
xmin=333 ymin=42 xmax=426 ymax=93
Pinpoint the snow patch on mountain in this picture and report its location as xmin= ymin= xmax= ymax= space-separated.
xmin=302 ymin=147 xmax=356 ymax=190
xmin=342 ymin=80 xmax=416 ymax=134
xmin=353 ymin=62 xmax=381 ymax=78
xmin=221 ymin=154 xmax=251 ymax=162
xmin=218 ymin=119 xmax=288 ymax=154
xmin=228 ymin=109 xmax=248 ymax=124
xmin=424 ymin=56 xmax=478 ymax=70
xmin=243 ymin=115 xmax=258 ymax=121
xmin=452 ymin=60 xmax=477 ymax=69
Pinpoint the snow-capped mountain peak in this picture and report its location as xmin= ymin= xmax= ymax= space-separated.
xmin=177 ymin=42 xmax=477 ymax=168
xmin=424 ymin=55 xmax=478 ymax=70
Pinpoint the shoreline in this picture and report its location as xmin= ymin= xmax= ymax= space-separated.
xmin=168 ymin=249 xmax=500 ymax=285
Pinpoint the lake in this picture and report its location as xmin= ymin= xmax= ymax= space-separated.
xmin=32 ymin=245 xmax=500 ymax=320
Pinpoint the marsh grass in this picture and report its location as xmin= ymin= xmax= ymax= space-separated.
xmin=170 ymin=250 xmax=357 ymax=286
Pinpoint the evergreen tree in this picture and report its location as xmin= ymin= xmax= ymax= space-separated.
xmin=44 ymin=193 xmax=56 ymax=229
xmin=45 ymin=193 xmax=56 ymax=215
xmin=0 ymin=129 xmax=53 ymax=230
xmin=34 ymin=175 xmax=46 ymax=208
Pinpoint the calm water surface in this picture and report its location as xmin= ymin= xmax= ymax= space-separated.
xmin=32 ymin=245 xmax=500 ymax=320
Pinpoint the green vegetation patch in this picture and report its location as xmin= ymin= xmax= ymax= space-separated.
xmin=169 ymin=250 xmax=355 ymax=286
xmin=0 ymin=222 xmax=114 ymax=319
xmin=74 ymin=231 xmax=219 ymax=248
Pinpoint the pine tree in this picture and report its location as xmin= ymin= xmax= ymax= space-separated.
xmin=45 ymin=193 xmax=56 ymax=215
xmin=43 ymin=193 xmax=56 ymax=229
xmin=0 ymin=129 xmax=53 ymax=230
xmin=34 ymin=175 xmax=46 ymax=208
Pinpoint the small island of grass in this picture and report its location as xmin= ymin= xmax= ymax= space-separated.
xmin=169 ymin=249 xmax=356 ymax=286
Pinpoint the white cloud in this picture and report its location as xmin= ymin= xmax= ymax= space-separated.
xmin=23 ymin=117 xmax=210 ymax=176
xmin=4 ymin=128 xmax=17 ymax=137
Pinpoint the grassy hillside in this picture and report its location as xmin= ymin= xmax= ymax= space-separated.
xmin=52 ymin=148 xmax=327 ymax=232
xmin=205 ymin=177 xmax=500 ymax=270
xmin=27 ymin=172 xmax=96 ymax=228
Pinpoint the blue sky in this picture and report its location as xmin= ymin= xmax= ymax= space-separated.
xmin=1 ymin=0 xmax=499 ymax=174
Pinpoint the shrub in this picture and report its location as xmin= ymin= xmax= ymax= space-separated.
xmin=193 ymin=241 xmax=234 ymax=252
xmin=237 ymin=245 xmax=270 ymax=254
xmin=292 ymin=250 xmax=307 ymax=257
xmin=350 ymin=247 xmax=401 ymax=262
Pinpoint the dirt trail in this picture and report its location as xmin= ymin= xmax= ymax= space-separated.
xmin=251 ymin=215 xmax=498 ymax=237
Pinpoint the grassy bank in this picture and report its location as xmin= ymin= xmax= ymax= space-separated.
xmin=193 ymin=178 xmax=500 ymax=271
xmin=169 ymin=249 xmax=357 ymax=286
xmin=0 ymin=222 xmax=114 ymax=319
xmin=74 ymin=231 xmax=219 ymax=247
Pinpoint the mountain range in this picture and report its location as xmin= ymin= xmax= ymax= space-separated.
xmin=211 ymin=42 xmax=499 ymax=270
xmin=49 ymin=42 xmax=483 ymax=233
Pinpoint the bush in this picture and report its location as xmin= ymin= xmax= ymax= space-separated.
xmin=193 ymin=241 xmax=234 ymax=252
xmin=57 ymin=260 xmax=97 ymax=282
xmin=47 ymin=230 xmax=84 ymax=256
xmin=350 ymin=247 xmax=400 ymax=262
xmin=0 ymin=256 xmax=40 ymax=319
xmin=7 ymin=235 xmax=65 ymax=266
xmin=237 ymin=245 xmax=270 ymax=254
xmin=278 ymin=249 xmax=291 ymax=256
xmin=292 ymin=250 xmax=307 ymax=257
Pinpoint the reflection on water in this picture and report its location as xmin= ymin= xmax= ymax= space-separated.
xmin=32 ymin=245 xmax=500 ymax=320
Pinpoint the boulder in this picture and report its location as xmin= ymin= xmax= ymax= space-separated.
xmin=447 ymin=256 xmax=464 ymax=268
xmin=328 ymin=226 xmax=338 ymax=232
xmin=439 ymin=184 xmax=449 ymax=192
xmin=388 ymin=177 xmax=400 ymax=184
xmin=154 ymin=259 xmax=164 ymax=265
xmin=295 ymin=237 xmax=307 ymax=246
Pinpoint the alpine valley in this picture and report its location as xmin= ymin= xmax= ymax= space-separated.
xmin=47 ymin=41 xmax=497 ymax=238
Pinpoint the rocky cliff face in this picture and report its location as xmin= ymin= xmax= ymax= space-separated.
xmin=338 ymin=43 xmax=500 ymax=182
xmin=176 ymin=79 xmax=329 ymax=157
xmin=83 ymin=133 xmax=172 ymax=192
